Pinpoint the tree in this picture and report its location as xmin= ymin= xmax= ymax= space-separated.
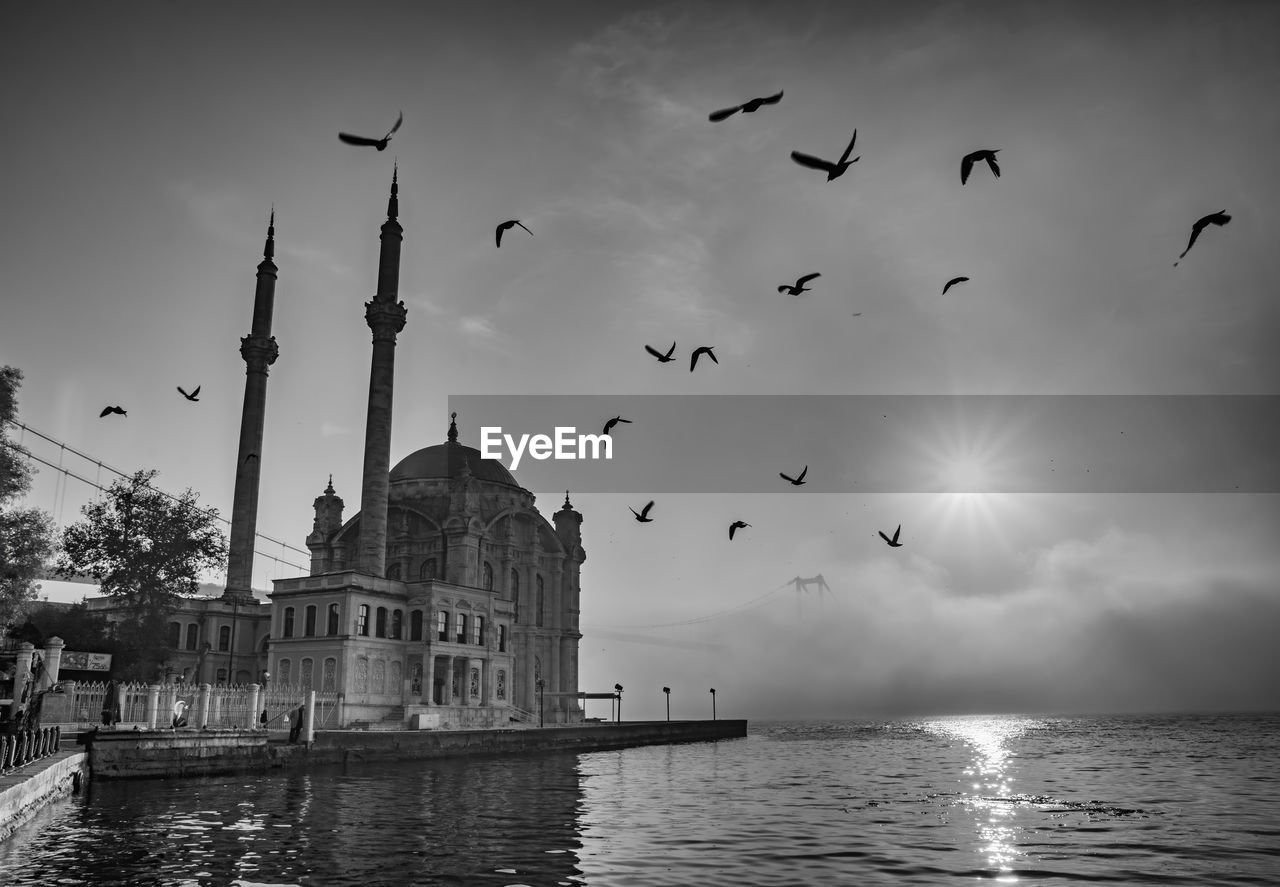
xmin=0 ymin=366 xmax=57 ymax=629
xmin=56 ymin=469 xmax=228 ymax=679
xmin=6 ymin=601 xmax=114 ymax=653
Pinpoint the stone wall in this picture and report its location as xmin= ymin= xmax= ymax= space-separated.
xmin=0 ymin=750 xmax=87 ymax=843
xmin=88 ymin=731 xmax=274 ymax=780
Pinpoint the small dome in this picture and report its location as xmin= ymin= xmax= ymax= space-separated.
xmin=389 ymin=443 xmax=519 ymax=487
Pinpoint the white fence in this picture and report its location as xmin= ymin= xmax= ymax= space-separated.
xmin=46 ymin=680 xmax=341 ymax=731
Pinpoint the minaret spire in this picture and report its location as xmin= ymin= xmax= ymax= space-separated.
xmin=224 ymin=209 xmax=281 ymax=601
xmin=356 ymin=169 xmax=408 ymax=576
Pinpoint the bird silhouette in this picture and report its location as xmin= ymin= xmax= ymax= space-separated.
xmin=780 ymin=466 xmax=808 ymax=486
xmin=729 ymin=520 xmax=751 ymax=540
xmin=878 ymin=524 xmax=903 ymax=547
xmin=177 ymin=385 xmax=201 ymax=401
xmin=99 ymin=406 xmax=126 ymax=418
xmin=1174 ymin=210 xmax=1230 ymax=265
xmin=790 ymin=130 xmax=860 ymax=181
xmin=942 ymin=276 xmax=970 ymax=295
xmin=338 ymin=111 xmax=403 ymax=151
xmin=708 ymin=90 xmax=783 ymax=122
xmin=690 ymin=346 xmax=718 ymax=372
xmin=645 ymin=342 xmax=677 ymax=363
xmin=779 ymin=273 xmax=821 ymax=295
xmin=495 ymin=219 xmax=533 ymax=248
xmin=602 ymin=416 xmax=632 ymax=435
xmin=961 ymin=149 xmax=1000 ymax=185
xmin=851 ymin=312 xmax=863 ymax=317
xmin=630 ymin=501 xmax=655 ymax=522
xmin=244 ymin=453 xmax=258 ymax=465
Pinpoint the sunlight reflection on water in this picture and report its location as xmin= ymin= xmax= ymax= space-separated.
xmin=923 ymin=714 xmax=1045 ymax=882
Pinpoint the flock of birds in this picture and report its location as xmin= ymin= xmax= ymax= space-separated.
xmin=93 ymin=97 xmax=1234 ymax=565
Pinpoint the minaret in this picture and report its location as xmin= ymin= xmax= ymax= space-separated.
xmin=224 ymin=211 xmax=280 ymax=601
xmin=356 ymin=167 xmax=408 ymax=576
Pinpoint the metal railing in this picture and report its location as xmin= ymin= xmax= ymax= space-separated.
xmin=0 ymin=726 xmax=62 ymax=772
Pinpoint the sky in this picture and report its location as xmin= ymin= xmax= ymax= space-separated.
xmin=3 ymin=1 xmax=1278 ymax=720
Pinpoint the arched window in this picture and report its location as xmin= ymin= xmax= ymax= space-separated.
xmin=300 ymin=658 xmax=314 ymax=692
xmin=496 ymin=669 xmax=507 ymax=700
xmin=483 ymin=562 xmax=494 ymax=590
xmin=455 ymin=613 xmax=467 ymax=644
xmin=437 ymin=610 xmax=449 ymax=641
xmin=216 ymin=668 xmax=227 ymax=683
xmin=185 ymin=624 xmax=198 ymax=650
xmin=375 ymin=607 xmax=388 ymax=638
xmin=283 ymin=607 xmax=295 ymax=638
xmin=410 ymin=609 xmax=423 ymax=641
xmin=357 ymin=604 xmax=370 ymax=636
xmin=322 ymin=658 xmax=337 ymax=692
xmin=391 ymin=609 xmax=403 ymax=640
xmin=498 ymin=624 xmax=507 ymax=653
xmin=304 ymin=605 xmax=317 ymax=637
xmin=218 ymin=625 xmax=232 ymax=651
xmin=473 ymin=615 xmax=485 ymax=645
xmin=536 ymin=574 xmax=545 ymax=628
xmin=420 ymin=558 xmax=437 ymax=580
xmin=354 ymin=657 xmax=369 ymax=694
xmin=386 ymin=562 xmax=402 ymax=580
xmin=510 ymin=568 xmax=519 ymax=603
xmin=327 ymin=603 xmax=340 ymax=635
xmin=279 ymin=659 xmax=292 ymax=685
xmin=168 ymin=621 xmax=181 ymax=649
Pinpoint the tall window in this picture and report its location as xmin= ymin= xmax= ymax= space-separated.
xmin=391 ymin=609 xmax=403 ymax=640
xmin=498 ymin=624 xmax=507 ymax=652
xmin=483 ymin=562 xmax=493 ymax=590
xmin=168 ymin=622 xmax=181 ymax=648
xmin=327 ymin=603 xmax=340 ymax=635
xmin=216 ymin=668 xmax=227 ymax=683
xmin=455 ymin=613 xmax=467 ymax=644
xmin=304 ymin=605 xmax=317 ymax=637
xmin=279 ymin=659 xmax=292 ymax=685
xmin=376 ymin=607 xmax=388 ymax=638
xmin=283 ymin=607 xmax=295 ymax=638
xmin=510 ymin=568 xmax=519 ymax=603
xmin=185 ymin=624 xmax=198 ymax=650
xmin=386 ymin=562 xmax=402 ymax=580
xmin=300 ymin=658 xmax=314 ymax=692
xmin=410 ymin=609 xmax=423 ymax=641
xmin=437 ymin=610 xmax=449 ymax=641
xmin=218 ymin=625 xmax=231 ymax=651
xmin=472 ymin=615 xmax=485 ymax=646
xmin=421 ymin=558 xmax=437 ymax=580
xmin=536 ymin=575 xmax=545 ymax=628
xmin=357 ymin=604 xmax=370 ymax=636
xmin=322 ymin=658 xmax=337 ymax=692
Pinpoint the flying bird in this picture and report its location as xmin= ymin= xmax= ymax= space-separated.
xmin=1174 ymin=210 xmax=1231 ymax=265
xmin=495 ymin=219 xmax=533 ymax=248
xmin=645 ymin=342 xmax=677 ymax=363
xmin=729 ymin=520 xmax=751 ymax=540
xmin=630 ymin=501 xmax=655 ymax=523
xmin=177 ymin=385 xmax=201 ymax=402
xmin=708 ymin=90 xmax=783 ymax=122
xmin=602 ymin=416 xmax=632 ymax=435
xmin=851 ymin=312 xmax=863 ymax=317
xmin=338 ymin=111 xmax=403 ymax=151
xmin=961 ymin=149 xmax=1000 ymax=185
xmin=942 ymin=276 xmax=970 ymax=295
xmin=99 ymin=406 xmax=126 ymax=418
xmin=690 ymin=346 xmax=718 ymax=372
xmin=244 ymin=453 xmax=258 ymax=465
xmin=878 ymin=524 xmax=903 ymax=547
xmin=779 ymin=273 xmax=821 ymax=295
xmin=780 ymin=466 xmax=808 ymax=486
xmin=790 ymin=130 xmax=860 ymax=181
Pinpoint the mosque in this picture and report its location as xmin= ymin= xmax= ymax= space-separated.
xmin=88 ymin=171 xmax=586 ymax=728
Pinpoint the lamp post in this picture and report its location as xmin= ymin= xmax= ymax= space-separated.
xmin=663 ymin=686 xmax=671 ymax=722
xmin=710 ymin=687 xmax=716 ymax=720
xmin=614 ymin=683 xmax=623 ymax=723
xmin=536 ymin=678 xmax=545 ymax=728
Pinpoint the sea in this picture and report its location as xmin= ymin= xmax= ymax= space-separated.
xmin=1 ymin=712 xmax=1277 ymax=886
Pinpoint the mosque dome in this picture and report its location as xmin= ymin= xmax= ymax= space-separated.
xmin=389 ymin=442 xmax=519 ymax=487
